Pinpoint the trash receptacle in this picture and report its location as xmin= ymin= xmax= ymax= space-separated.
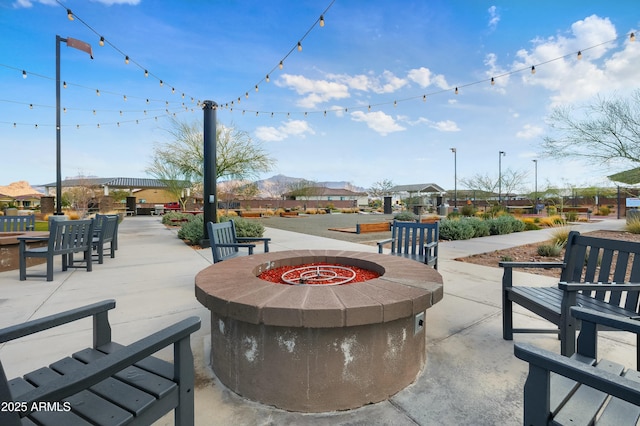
xmin=438 ymin=204 xmax=448 ymax=216
xmin=627 ymin=209 xmax=640 ymax=223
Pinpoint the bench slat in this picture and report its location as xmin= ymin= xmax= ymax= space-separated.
xmin=552 ymin=359 xmax=624 ymax=425
xmin=596 ymin=368 xmax=640 ymax=426
xmin=24 ymin=366 xmax=133 ymax=426
xmin=72 ymin=348 xmax=177 ymax=399
xmin=50 ymin=356 xmax=156 ymax=417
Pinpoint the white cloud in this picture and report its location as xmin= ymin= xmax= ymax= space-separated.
xmin=407 ymin=67 xmax=449 ymax=89
xmin=12 ymin=0 xmax=55 ymax=7
xmin=254 ymin=120 xmax=315 ymax=142
xmin=327 ymin=70 xmax=408 ymax=94
xmin=516 ymin=124 xmax=544 ymax=139
xmin=488 ymin=6 xmax=500 ymax=31
xmin=276 ymin=74 xmax=350 ymax=108
xmin=350 ymin=111 xmax=405 ymax=135
xmin=507 ymin=15 xmax=635 ymax=106
xmin=431 ymin=120 xmax=460 ymax=132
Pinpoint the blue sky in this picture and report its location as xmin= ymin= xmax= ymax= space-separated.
xmin=1 ymin=0 xmax=638 ymax=193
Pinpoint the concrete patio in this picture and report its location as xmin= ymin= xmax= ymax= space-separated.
xmin=0 ymin=215 xmax=634 ymax=425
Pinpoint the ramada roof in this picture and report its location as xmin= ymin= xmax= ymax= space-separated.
xmin=42 ymin=177 xmax=189 ymax=189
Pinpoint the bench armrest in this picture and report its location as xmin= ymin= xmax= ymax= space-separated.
xmin=17 ymin=236 xmax=49 ymax=242
xmin=559 ymin=282 xmax=640 ymax=292
xmin=215 ymin=242 xmax=256 ymax=249
xmin=499 ymin=261 xmax=565 ymax=269
xmin=376 ymin=238 xmax=394 ymax=253
xmin=0 ymin=300 xmax=116 ymax=344
xmin=572 ymin=306 xmax=640 ymax=334
xmin=424 ymin=241 xmax=437 ymax=249
xmin=15 ymin=316 xmax=201 ymax=417
xmin=237 ymin=237 xmax=270 ymax=252
xmin=515 ymin=342 xmax=640 ymax=408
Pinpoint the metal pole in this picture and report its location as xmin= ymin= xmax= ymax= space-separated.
xmin=498 ymin=151 xmax=505 ymax=205
xmin=451 ymin=148 xmax=457 ymax=211
xmin=202 ymin=100 xmax=217 ymax=248
xmin=532 ymin=159 xmax=538 ymax=213
xmin=55 ymin=35 xmax=64 ymax=215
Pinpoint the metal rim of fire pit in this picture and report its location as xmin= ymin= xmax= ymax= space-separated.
xmin=281 ymin=264 xmax=356 ymax=286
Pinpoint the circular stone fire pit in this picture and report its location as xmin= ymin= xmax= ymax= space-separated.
xmin=195 ymin=250 xmax=443 ymax=412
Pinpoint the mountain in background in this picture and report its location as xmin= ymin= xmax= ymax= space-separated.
xmin=220 ymin=174 xmax=367 ymax=198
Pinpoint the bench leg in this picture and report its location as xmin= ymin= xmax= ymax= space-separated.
xmin=502 ymin=268 xmax=514 ymax=340
xmin=46 ymin=254 xmax=54 ymax=281
xmin=174 ymin=336 xmax=195 ymax=426
xmin=19 ymin=241 xmax=27 ymax=281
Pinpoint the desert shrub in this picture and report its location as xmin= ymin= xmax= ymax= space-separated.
xmin=177 ymin=215 xmax=203 ymax=245
xmin=463 ymin=217 xmax=490 ymax=238
xmin=394 ymin=211 xmax=417 ymax=222
xmin=537 ymin=243 xmax=563 ymax=257
xmin=220 ymin=216 xmax=265 ymax=237
xmin=597 ymin=206 xmax=610 ymax=216
xmin=439 ymin=219 xmax=475 ymax=240
xmin=550 ymin=227 xmax=571 ymax=247
xmin=487 ymin=215 xmax=521 ymax=235
xmin=460 ymin=204 xmax=476 ymax=217
xmin=546 ymin=206 xmax=557 ymax=216
xmin=625 ymin=217 xmax=640 ymax=234
xmin=524 ymin=222 xmax=541 ymax=230
xmin=564 ymin=211 xmax=579 ymax=222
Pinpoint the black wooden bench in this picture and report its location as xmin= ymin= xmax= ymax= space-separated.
xmin=91 ymin=214 xmax=118 ymax=264
xmin=377 ymin=220 xmax=439 ymax=269
xmin=500 ymin=230 xmax=640 ymax=359
xmin=515 ymin=306 xmax=640 ymax=425
xmin=0 ymin=300 xmax=201 ymax=426
xmin=207 ymin=220 xmax=270 ymax=263
xmin=0 ymin=214 xmax=35 ymax=231
xmin=19 ymin=218 xmax=95 ymax=281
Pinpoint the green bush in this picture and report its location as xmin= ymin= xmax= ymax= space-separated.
xmin=463 ymin=217 xmax=490 ymax=238
xmin=446 ymin=211 xmax=461 ymax=220
xmin=487 ymin=215 xmax=525 ymax=235
xmin=177 ymin=215 xmax=204 ymax=245
xmin=393 ymin=211 xmax=418 ymax=222
xmin=439 ymin=219 xmax=475 ymax=240
xmin=220 ymin=216 xmax=266 ymax=237
xmin=537 ymin=243 xmax=563 ymax=257
xmin=524 ymin=222 xmax=541 ymax=230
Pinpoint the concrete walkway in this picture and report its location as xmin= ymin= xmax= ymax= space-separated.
xmin=0 ymin=216 xmax=633 ymax=425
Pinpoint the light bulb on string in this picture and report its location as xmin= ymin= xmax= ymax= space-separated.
xmin=159 ymin=80 xmax=163 ymax=87
xmin=255 ymin=85 xmax=259 ymax=92
xmin=279 ymin=61 xmax=283 ymax=70
xmin=455 ymin=87 xmax=459 ymax=95
xmin=266 ymin=74 xmax=270 ymax=83
xmin=99 ymin=37 xmax=105 ymax=46
xmin=123 ymin=95 xmax=127 ymax=101
xmin=144 ymin=70 xmax=149 ymax=77
xmin=531 ymin=66 xmax=536 ymax=74
xmin=29 ymin=104 xmax=33 ymax=109
xmin=96 ymin=89 xmax=100 ymax=96
xmin=320 ymin=15 xmax=325 ymax=27
xmin=125 ymin=56 xmax=129 ymax=64
xmin=245 ymin=92 xmax=249 ymax=99
xmin=172 ymin=88 xmax=175 ymax=94
xmin=67 ymin=9 xmax=74 ymax=20
xmin=491 ymin=77 xmax=495 ymax=86
xmin=63 ymin=81 xmax=67 ymax=89
xmin=368 ymin=105 xmax=371 ymax=111
xmin=297 ymin=41 xmax=302 ymax=52
xmin=22 ymin=70 xmax=27 ymax=79
xmin=631 ymin=33 xmax=636 ymax=42
xmin=577 ymin=51 xmax=582 ymax=60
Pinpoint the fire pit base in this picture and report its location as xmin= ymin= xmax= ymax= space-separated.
xmin=211 ymin=311 xmax=425 ymax=412
xmin=196 ymin=250 xmax=443 ymax=412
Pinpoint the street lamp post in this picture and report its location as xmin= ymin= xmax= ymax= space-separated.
xmin=498 ymin=151 xmax=506 ymax=205
xmin=450 ymin=148 xmax=457 ymax=212
xmin=55 ymin=35 xmax=92 ymax=215
xmin=532 ymin=159 xmax=538 ymax=214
